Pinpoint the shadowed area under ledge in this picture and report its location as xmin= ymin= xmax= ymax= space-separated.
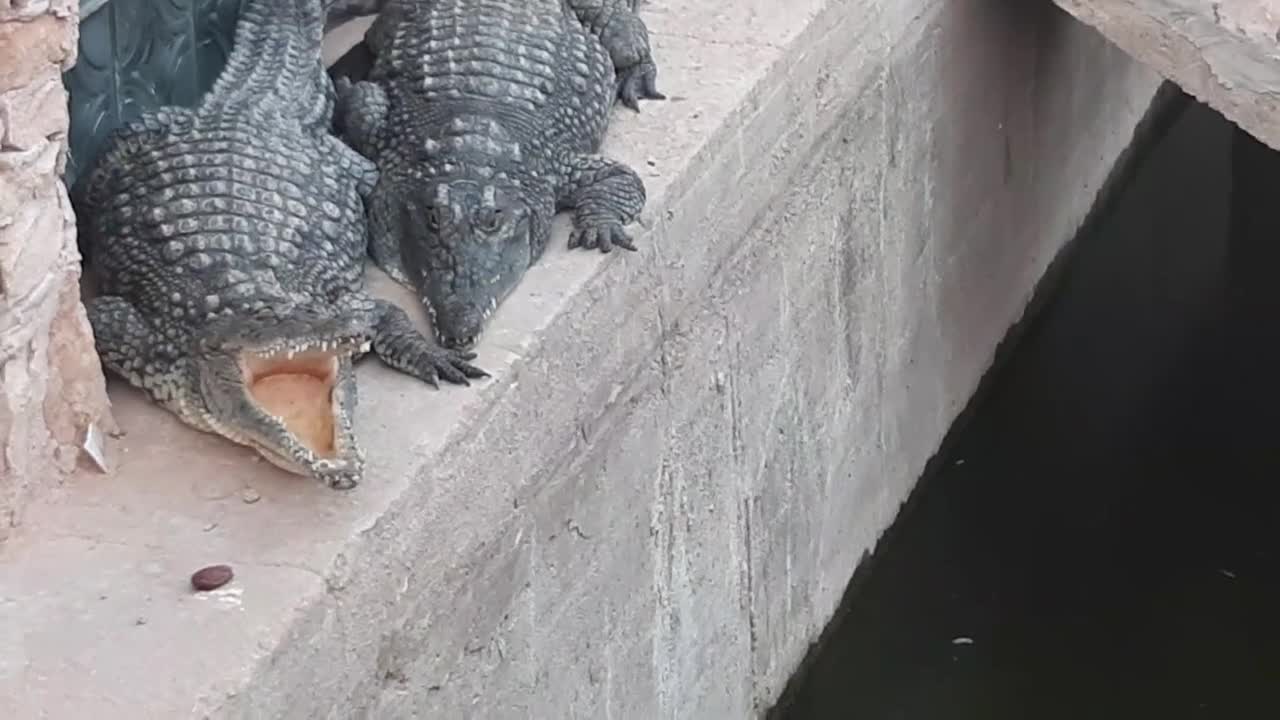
xmin=769 ymin=98 xmax=1280 ymax=719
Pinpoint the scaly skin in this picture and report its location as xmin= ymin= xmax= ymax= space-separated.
xmin=72 ymin=0 xmax=486 ymax=489
xmin=334 ymin=0 xmax=664 ymax=349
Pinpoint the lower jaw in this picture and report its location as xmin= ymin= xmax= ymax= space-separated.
xmin=253 ymin=446 xmax=313 ymax=477
xmin=204 ymin=419 xmax=318 ymax=477
xmin=251 ymin=440 xmax=361 ymax=483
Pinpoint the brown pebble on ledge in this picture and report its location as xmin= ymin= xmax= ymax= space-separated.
xmin=190 ymin=564 xmax=234 ymax=592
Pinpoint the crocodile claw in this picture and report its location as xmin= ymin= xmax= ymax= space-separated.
xmin=420 ymin=347 xmax=489 ymax=387
xmin=569 ymin=217 xmax=637 ymax=253
xmin=618 ymin=61 xmax=664 ymax=112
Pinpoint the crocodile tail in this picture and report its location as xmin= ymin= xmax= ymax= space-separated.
xmin=202 ymin=0 xmax=332 ymax=126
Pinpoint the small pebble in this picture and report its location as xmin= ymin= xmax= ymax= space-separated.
xmin=191 ymin=564 xmax=234 ymax=592
xmin=241 ymin=488 xmax=261 ymax=504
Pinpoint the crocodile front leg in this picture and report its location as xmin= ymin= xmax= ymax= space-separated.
xmin=567 ymin=0 xmax=665 ymax=110
xmin=368 ymin=299 xmax=490 ymax=387
xmin=557 ymin=152 xmax=647 ymax=253
xmin=367 ymin=188 xmax=413 ymax=286
xmin=87 ymin=295 xmax=195 ymax=420
xmin=334 ymin=77 xmax=387 ymax=159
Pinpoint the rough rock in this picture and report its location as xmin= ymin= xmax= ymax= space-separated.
xmin=0 ymin=0 xmax=112 ymax=545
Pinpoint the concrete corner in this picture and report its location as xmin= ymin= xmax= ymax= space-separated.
xmin=1054 ymin=0 xmax=1280 ymax=150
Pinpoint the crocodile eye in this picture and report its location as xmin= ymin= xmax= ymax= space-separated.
xmin=425 ymin=206 xmax=444 ymax=230
xmin=480 ymin=209 xmax=503 ymax=232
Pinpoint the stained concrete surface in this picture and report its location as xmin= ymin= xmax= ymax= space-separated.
xmin=769 ymin=98 xmax=1280 ymax=719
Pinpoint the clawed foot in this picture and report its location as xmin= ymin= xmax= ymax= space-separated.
xmin=370 ymin=299 xmax=491 ymax=387
xmin=568 ymin=215 xmax=638 ymax=253
xmin=416 ymin=346 xmax=490 ymax=388
xmin=617 ymin=60 xmax=665 ymax=111
xmin=591 ymin=6 xmax=665 ymax=112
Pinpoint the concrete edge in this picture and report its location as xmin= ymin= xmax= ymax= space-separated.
xmin=1053 ymin=0 xmax=1280 ymax=150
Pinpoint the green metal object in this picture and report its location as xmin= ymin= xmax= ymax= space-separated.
xmin=64 ymin=0 xmax=244 ymax=186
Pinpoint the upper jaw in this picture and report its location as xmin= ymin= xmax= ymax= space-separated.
xmin=437 ymin=331 xmax=480 ymax=351
xmin=428 ymin=295 xmax=501 ymax=351
xmin=238 ymin=334 xmax=371 ymax=360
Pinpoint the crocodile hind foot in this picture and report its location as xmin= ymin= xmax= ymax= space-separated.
xmin=568 ymin=0 xmax=665 ymax=110
xmin=370 ymin=299 xmax=490 ymax=386
xmin=86 ymin=295 xmax=187 ymax=410
xmin=616 ymin=54 xmax=664 ymax=111
xmin=333 ymin=76 xmax=387 ymax=158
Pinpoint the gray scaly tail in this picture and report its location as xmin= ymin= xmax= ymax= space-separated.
xmin=201 ymin=0 xmax=333 ymax=128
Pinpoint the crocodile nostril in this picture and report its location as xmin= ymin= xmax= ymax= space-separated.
xmin=442 ymin=334 xmax=478 ymax=351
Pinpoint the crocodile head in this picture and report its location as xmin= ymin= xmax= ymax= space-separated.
xmin=188 ymin=309 xmax=372 ymax=489
xmin=399 ymin=179 xmax=538 ymax=350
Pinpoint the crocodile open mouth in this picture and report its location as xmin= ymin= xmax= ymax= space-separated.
xmin=242 ymin=348 xmax=343 ymax=458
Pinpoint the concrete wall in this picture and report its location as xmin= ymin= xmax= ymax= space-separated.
xmin=352 ymin=5 xmax=1163 ymax=716
xmin=0 ymin=1 xmax=1162 ymax=717
xmin=1053 ymin=0 xmax=1280 ymax=151
xmin=0 ymin=0 xmax=112 ymax=544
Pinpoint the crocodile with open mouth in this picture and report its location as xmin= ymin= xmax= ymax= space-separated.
xmin=72 ymin=0 xmax=486 ymax=489
xmin=332 ymin=0 xmax=665 ymax=350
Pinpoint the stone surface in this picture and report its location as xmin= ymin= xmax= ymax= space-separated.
xmin=1054 ymin=0 xmax=1280 ymax=151
xmin=0 ymin=0 xmax=112 ymax=546
xmin=0 ymin=1 xmax=1161 ymax=717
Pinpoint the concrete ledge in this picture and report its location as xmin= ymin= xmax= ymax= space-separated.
xmin=2 ymin=1 xmax=1162 ymax=717
xmin=1053 ymin=0 xmax=1280 ymax=150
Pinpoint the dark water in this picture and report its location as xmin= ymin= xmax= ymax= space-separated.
xmin=768 ymin=97 xmax=1280 ymax=719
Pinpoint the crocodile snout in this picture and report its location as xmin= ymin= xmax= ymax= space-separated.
xmin=431 ymin=298 xmax=492 ymax=351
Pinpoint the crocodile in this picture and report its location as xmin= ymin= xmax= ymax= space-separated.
xmin=72 ymin=0 xmax=486 ymax=489
xmin=333 ymin=0 xmax=665 ymax=349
